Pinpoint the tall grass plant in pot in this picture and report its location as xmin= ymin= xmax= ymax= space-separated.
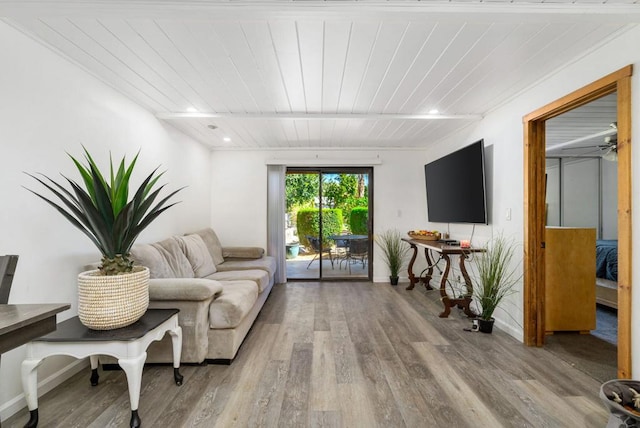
xmin=375 ymin=229 xmax=410 ymax=285
xmin=471 ymin=234 xmax=521 ymax=333
xmin=26 ymin=148 xmax=183 ymax=329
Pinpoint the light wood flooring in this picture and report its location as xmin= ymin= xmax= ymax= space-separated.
xmin=4 ymin=282 xmax=608 ymax=427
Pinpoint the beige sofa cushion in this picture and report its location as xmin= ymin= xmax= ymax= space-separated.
xmin=191 ymin=228 xmax=224 ymax=266
xmin=204 ymin=269 xmax=270 ymax=293
xmin=222 ymin=247 xmax=264 ymax=259
xmin=176 ymin=234 xmax=217 ymax=278
xmin=130 ymin=238 xmax=194 ymax=279
xmin=216 ymin=256 xmax=277 ymax=278
xmin=209 ymin=280 xmax=258 ymax=329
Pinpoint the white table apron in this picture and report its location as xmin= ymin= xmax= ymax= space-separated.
xmin=21 ymin=310 xmax=182 ymax=428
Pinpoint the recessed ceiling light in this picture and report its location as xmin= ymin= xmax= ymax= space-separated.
xmin=428 ymin=109 xmax=439 ymax=115
xmin=223 ymin=137 xmax=231 ymax=142
xmin=186 ymin=107 xmax=198 ymax=113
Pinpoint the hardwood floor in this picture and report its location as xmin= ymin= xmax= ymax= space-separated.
xmin=4 ymin=282 xmax=608 ymax=427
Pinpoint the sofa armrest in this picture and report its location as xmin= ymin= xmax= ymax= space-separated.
xmin=149 ymin=278 xmax=223 ymax=301
xmin=222 ymin=246 xmax=265 ymax=259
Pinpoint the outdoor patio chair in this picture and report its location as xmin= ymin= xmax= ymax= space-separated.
xmin=346 ymin=238 xmax=368 ymax=273
xmin=333 ymin=236 xmax=350 ymax=268
xmin=305 ymin=236 xmax=334 ymax=269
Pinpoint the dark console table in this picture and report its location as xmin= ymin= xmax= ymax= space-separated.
xmin=402 ymin=238 xmax=484 ymax=318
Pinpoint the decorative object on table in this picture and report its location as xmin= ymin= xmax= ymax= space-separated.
xmin=470 ymin=234 xmax=521 ymax=333
xmin=375 ymin=229 xmax=410 ymax=285
xmin=407 ymin=230 xmax=441 ymax=241
xmin=600 ymin=379 xmax=640 ymax=427
xmin=26 ymin=148 xmax=183 ymax=330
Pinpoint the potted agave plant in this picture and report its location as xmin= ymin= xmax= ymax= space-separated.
xmin=26 ymin=148 xmax=182 ymax=330
xmin=375 ymin=229 xmax=410 ymax=285
xmin=471 ymin=234 xmax=521 ymax=333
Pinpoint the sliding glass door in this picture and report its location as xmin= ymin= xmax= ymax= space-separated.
xmin=285 ymin=167 xmax=372 ymax=280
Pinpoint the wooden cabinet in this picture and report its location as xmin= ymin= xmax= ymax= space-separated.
xmin=545 ymin=227 xmax=596 ymax=333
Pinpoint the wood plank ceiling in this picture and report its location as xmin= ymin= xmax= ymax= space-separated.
xmin=1 ymin=1 xmax=638 ymax=150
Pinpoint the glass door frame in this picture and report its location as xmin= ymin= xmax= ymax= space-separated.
xmin=286 ymin=166 xmax=373 ymax=281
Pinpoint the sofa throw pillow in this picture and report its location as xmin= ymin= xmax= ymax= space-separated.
xmin=177 ymin=234 xmax=217 ymax=278
xmin=130 ymin=238 xmax=195 ymax=279
xmin=154 ymin=238 xmax=195 ymax=278
xmin=190 ymin=228 xmax=225 ymax=266
xmin=130 ymin=243 xmax=175 ymax=279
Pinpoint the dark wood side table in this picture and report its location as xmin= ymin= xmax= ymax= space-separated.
xmin=21 ymin=309 xmax=183 ymax=428
xmin=402 ymin=238 xmax=484 ymax=318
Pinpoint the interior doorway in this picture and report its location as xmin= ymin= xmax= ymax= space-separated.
xmin=285 ymin=167 xmax=373 ymax=281
xmin=542 ymin=93 xmax=619 ymax=382
xmin=523 ymin=65 xmax=632 ymax=378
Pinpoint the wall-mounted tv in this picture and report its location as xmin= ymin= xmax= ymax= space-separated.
xmin=424 ymin=139 xmax=488 ymax=224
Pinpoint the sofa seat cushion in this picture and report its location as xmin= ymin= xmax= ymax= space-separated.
xmin=130 ymin=237 xmax=194 ymax=279
xmin=209 ymin=280 xmax=258 ymax=329
xmin=204 ymin=269 xmax=270 ymax=293
xmin=215 ymin=256 xmax=277 ymax=278
xmin=176 ymin=234 xmax=217 ymax=277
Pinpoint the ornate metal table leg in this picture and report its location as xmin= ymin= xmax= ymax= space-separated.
xmin=421 ymin=248 xmax=434 ymax=290
xmin=438 ymin=254 xmax=453 ymax=318
xmin=406 ymin=242 xmax=418 ymax=290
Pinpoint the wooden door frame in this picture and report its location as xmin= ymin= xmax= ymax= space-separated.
xmin=523 ymin=65 xmax=633 ymax=378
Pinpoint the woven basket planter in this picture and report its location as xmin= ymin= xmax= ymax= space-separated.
xmin=77 ymin=266 xmax=150 ymax=330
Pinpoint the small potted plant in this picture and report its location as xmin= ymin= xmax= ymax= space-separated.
xmin=26 ymin=147 xmax=182 ymax=329
xmin=375 ymin=229 xmax=410 ymax=285
xmin=471 ymin=234 xmax=521 ymax=333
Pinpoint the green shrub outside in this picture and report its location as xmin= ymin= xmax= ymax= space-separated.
xmin=350 ymin=207 xmax=369 ymax=235
xmin=297 ymin=208 xmax=343 ymax=248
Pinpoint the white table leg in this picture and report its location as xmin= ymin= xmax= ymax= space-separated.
xmin=168 ymin=325 xmax=183 ymax=385
xmin=118 ymin=352 xmax=146 ymax=428
xmin=21 ymin=358 xmax=42 ymax=428
xmin=118 ymin=352 xmax=146 ymax=411
xmin=169 ymin=326 xmax=182 ymax=369
xmin=21 ymin=359 xmax=42 ymax=411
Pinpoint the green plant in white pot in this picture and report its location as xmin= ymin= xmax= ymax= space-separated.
xmin=26 ymin=148 xmax=182 ymax=329
xmin=471 ymin=234 xmax=521 ymax=333
xmin=375 ymin=229 xmax=410 ymax=285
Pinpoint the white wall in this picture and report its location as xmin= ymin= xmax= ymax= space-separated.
xmin=428 ymin=26 xmax=640 ymax=362
xmin=210 ymin=149 xmax=432 ymax=281
xmin=0 ymin=22 xmax=212 ymax=420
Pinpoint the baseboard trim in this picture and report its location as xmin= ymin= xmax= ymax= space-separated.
xmin=0 ymin=358 xmax=88 ymax=422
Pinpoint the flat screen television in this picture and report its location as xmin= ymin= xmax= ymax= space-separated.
xmin=424 ymin=139 xmax=488 ymax=224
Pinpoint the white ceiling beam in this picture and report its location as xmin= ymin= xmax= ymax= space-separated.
xmin=156 ymin=112 xmax=482 ymax=120
xmin=1 ymin=2 xmax=640 ymax=24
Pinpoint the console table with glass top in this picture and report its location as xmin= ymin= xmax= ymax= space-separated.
xmin=21 ymin=308 xmax=183 ymax=428
xmin=402 ymin=238 xmax=484 ymax=318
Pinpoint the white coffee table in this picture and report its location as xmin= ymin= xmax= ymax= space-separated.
xmin=21 ymin=309 xmax=183 ymax=428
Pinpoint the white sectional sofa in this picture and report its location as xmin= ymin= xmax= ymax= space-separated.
xmin=129 ymin=228 xmax=276 ymax=363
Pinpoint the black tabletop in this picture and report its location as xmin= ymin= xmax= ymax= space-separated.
xmin=34 ymin=309 xmax=179 ymax=342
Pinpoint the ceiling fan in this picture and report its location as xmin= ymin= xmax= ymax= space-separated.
xmin=560 ymin=122 xmax=618 ymax=161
